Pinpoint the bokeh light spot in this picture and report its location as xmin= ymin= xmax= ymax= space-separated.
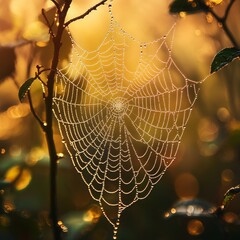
xmin=217 ymin=107 xmax=230 ymax=122
xmin=170 ymin=208 xmax=176 ymax=214
xmin=179 ymin=12 xmax=186 ymax=18
xmin=23 ymin=21 xmax=50 ymax=44
xmin=223 ymin=212 xmax=238 ymax=224
xmin=187 ymin=219 xmax=204 ymax=236
xmin=221 ymin=169 xmax=234 ymax=183
xmin=7 ymin=104 xmax=29 ymax=119
xmin=83 ymin=205 xmax=102 ymax=223
xmin=3 ymin=199 xmax=15 ymax=213
xmin=175 ymin=172 xmax=199 ymax=200
xmin=58 ymin=220 xmax=68 ymax=233
xmin=9 ymin=145 xmax=22 ymax=157
xmin=206 ymin=13 xmax=213 ymax=23
xmin=4 ymin=166 xmax=32 ymax=191
xmin=26 ymin=147 xmax=45 ymax=166
xmin=212 ymin=0 xmax=223 ymax=4
xmin=0 ymin=215 xmax=10 ymax=227
xmin=198 ymin=118 xmax=219 ymax=142
xmin=195 ymin=29 xmax=201 ymax=36
xmin=1 ymin=148 xmax=6 ymax=155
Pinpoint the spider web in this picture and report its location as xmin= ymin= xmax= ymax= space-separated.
xmin=53 ymin=3 xmax=202 ymax=238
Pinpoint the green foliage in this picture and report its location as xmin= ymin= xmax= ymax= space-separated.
xmin=211 ymin=47 xmax=240 ymax=73
xmin=18 ymin=77 xmax=36 ymax=102
xmin=169 ymin=0 xmax=208 ymax=14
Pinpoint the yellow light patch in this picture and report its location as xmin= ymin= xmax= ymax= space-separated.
xmin=23 ymin=21 xmax=49 ymax=44
xmin=83 ymin=205 xmax=102 ymax=223
xmin=4 ymin=166 xmax=32 ymax=191
xmin=187 ymin=219 xmax=204 ymax=236
xmin=209 ymin=0 xmax=223 ymax=4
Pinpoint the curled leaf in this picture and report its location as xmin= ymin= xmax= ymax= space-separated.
xmin=222 ymin=185 xmax=240 ymax=208
xmin=18 ymin=77 xmax=36 ymax=102
xmin=211 ymin=47 xmax=240 ymax=73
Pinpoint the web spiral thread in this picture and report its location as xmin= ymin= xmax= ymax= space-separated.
xmin=53 ymin=1 xmax=201 ymax=237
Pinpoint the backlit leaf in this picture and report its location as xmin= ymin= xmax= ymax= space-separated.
xmin=222 ymin=185 xmax=240 ymax=207
xmin=18 ymin=77 xmax=36 ymax=102
xmin=211 ymin=47 xmax=240 ymax=73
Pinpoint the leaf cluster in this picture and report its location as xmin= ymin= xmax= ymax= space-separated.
xmin=169 ymin=0 xmax=209 ymax=14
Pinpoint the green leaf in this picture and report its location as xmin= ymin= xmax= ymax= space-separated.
xmin=211 ymin=47 xmax=240 ymax=73
xmin=169 ymin=0 xmax=208 ymax=14
xmin=18 ymin=77 xmax=36 ymax=102
xmin=222 ymin=185 xmax=240 ymax=208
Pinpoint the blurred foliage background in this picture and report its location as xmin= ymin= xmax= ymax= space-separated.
xmin=0 ymin=0 xmax=240 ymax=239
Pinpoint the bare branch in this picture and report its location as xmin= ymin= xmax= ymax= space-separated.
xmin=27 ymin=91 xmax=46 ymax=131
xmin=64 ymin=0 xmax=108 ymax=27
xmin=25 ymin=46 xmax=46 ymax=131
xmin=42 ymin=9 xmax=55 ymax=38
xmin=208 ymin=7 xmax=238 ymax=48
xmin=224 ymin=0 xmax=236 ymax=20
xmin=51 ymin=0 xmax=61 ymax=13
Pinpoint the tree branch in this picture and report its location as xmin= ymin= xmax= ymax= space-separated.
xmin=25 ymin=46 xmax=46 ymax=131
xmin=44 ymin=1 xmax=73 ymax=239
xmin=64 ymin=0 xmax=108 ymax=27
xmin=224 ymin=0 xmax=235 ymax=20
xmin=51 ymin=0 xmax=61 ymax=13
xmin=42 ymin=9 xmax=55 ymax=38
xmin=207 ymin=0 xmax=238 ymax=48
xmin=27 ymin=91 xmax=46 ymax=131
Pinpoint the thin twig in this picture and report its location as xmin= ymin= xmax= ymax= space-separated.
xmin=36 ymin=66 xmax=51 ymax=86
xmin=209 ymin=9 xmax=238 ymax=47
xmin=42 ymin=9 xmax=55 ymax=38
xmin=224 ymin=0 xmax=236 ymax=20
xmin=64 ymin=0 xmax=108 ymax=27
xmin=36 ymin=78 xmax=47 ymax=87
xmin=207 ymin=1 xmax=238 ymax=48
xmin=27 ymin=91 xmax=46 ymax=131
xmin=38 ymin=67 xmax=51 ymax=75
xmin=26 ymin=45 xmax=46 ymax=131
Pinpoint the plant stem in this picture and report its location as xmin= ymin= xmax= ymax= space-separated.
xmin=44 ymin=1 xmax=72 ymax=239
